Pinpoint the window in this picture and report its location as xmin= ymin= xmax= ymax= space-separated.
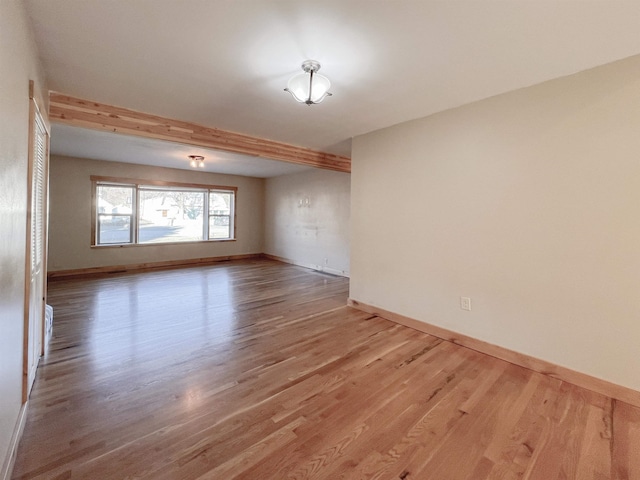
xmin=97 ymin=185 xmax=134 ymax=244
xmin=138 ymin=187 xmax=205 ymax=244
xmin=93 ymin=177 xmax=236 ymax=246
xmin=209 ymin=190 xmax=234 ymax=239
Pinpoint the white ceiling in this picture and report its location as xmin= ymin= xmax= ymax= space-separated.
xmin=51 ymin=124 xmax=313 ymax=178
xmin=25 ymin=0 xmax=640 ymax=175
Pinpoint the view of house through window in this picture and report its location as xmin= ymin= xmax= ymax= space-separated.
xmin=95 ymin=180 xmax=236 ymax=246
xmin=209 ymin=191 xmax=234 ymax=239
xmin=97 ymin=185 xmax=134 ymax=244
xmin=138 ymin=188 xmax=205 ymax=243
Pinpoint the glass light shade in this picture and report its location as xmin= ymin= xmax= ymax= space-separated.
xmin=189 ymin=155 xmax=204 ymax=168
xmin=286 ymin=72 xmax=332 ymax=104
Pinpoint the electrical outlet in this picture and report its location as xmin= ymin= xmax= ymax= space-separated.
xmin=460 ymin=297 xmax=472 ymax=311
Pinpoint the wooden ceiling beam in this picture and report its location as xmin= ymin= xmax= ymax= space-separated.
xmin=49 ymin=93 xmax=351 ymax=173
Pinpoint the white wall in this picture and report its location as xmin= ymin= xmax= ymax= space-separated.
xmin=351 ymin=54 xmax=640 ymax=392
xmin=0 ymin=0 xmax=48 ymax=474
xmin=264 ymin=169 xmax=350 ymax=276
xmin=48 ymin=155 xmax=265 ymax=272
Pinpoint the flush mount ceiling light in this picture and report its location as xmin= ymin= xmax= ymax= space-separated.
xmin=285 ymin=60 xmax=332 ymax=105
xmin=188 ymin=155 xmax=205 ymax=168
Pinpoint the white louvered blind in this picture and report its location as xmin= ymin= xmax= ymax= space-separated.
xmin=31 ymin=112 xmax=46 ymax=272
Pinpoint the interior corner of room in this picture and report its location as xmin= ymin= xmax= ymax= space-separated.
xmin=3 ymin=1 xmax=640 ymax=478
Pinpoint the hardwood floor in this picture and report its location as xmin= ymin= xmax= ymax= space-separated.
xmin=12 ymin=259 xmax=640 ymax=479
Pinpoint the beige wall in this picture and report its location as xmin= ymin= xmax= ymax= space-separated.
xmin=351 ymin=54 xmax=640 ymax=392
xmin=48 ymin=155 xmax=264 ymax=271
xmin=0 ymin=0 xmax=48 ymax=475
xmin=264 ymin=169 xmax=350 ymax=276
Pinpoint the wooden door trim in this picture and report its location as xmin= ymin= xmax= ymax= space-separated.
xmin=22 ymin=81 xmax=36 ymax=402
xmin=22 ymin=80 xmax=50 ymax=402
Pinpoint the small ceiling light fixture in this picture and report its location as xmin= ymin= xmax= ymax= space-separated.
xmin=285 ymin=60 xmax=332 ymax=105
xmin=188 ymin=155 xmax=205 ymax=168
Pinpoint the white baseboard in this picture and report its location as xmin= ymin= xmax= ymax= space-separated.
xmin=1 ymin=402 xmax=28 ymax=480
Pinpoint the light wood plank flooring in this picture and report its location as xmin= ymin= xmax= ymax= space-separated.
xmin=12 ymin=259 xmax=640 ymax=479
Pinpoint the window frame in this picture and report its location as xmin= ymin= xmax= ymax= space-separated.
xmin=208 ymin=189 xmax=235 ymax=240
xmin=91 ymin=176 xmax=237 ymax=247
xmin=96 ymin=183 xmax=136 ymax=245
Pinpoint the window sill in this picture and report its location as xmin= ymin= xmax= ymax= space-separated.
xmin=91 ymin=239 xmax=237 ymax=248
